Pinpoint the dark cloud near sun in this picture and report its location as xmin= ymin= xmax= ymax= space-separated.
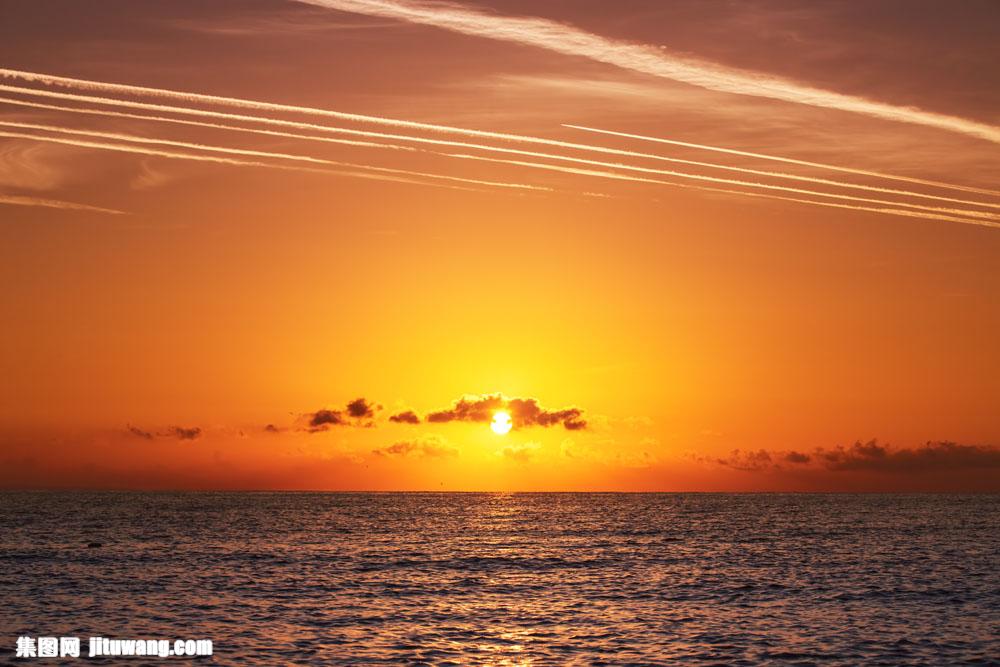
xmin=286 ymin=394 xmax=586 ymax=432
xmin=305 ymin=398 xmax=380 ymax=432
xmin=426 ymin=394 xmax=587 ymax=430
xmin=711 ymin=440 xmax=1000 ymax=474
xmin=389 ymin=410 xmax=421 ymax=424
xmin=309 ymin=409 xmax=346 ymax=429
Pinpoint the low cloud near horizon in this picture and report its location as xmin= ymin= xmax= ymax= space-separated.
xmin=126 ymin=424 xmax=202 ymax=441
xmin=711 ymin=440 xmax=1000 ymax=474
xmin=373 ymin=435 xmax=457 ymax=459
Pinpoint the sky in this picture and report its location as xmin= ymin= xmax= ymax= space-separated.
xmin=1 ymin=0 xmax=998 ymax=491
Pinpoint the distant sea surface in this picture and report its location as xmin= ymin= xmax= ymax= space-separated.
xmin=1 ymin=493 xmax=998 ymax=665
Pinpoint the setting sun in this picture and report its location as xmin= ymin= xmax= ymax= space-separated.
xmin=490 ymin=411 xmax=512 ymax=435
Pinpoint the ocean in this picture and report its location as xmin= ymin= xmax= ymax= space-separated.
xmin=1 ymin=492 xmax=997 ymax=665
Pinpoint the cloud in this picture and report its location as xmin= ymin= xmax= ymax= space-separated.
xmin=820 ymin=440 xmax=1000 ymax=473
xmin=560 ymin=437 xmax=657 ymax=469
xmin=0 ymin=141 xmax=77 ymax=191
xmin=126 ymin=424 xmax=154 ymax=440
xmin=125 ymin=424 xmax=201 ymax=440
xmin=346 ymin=397 xmax=379 ymax=419
xmin=130 ymin=160 xmax=177 ymax=190
xmin=426 ymin=393 xmax=587 ymax=430
xmin=500 ymin=441 xmax=540 ymax=463
xmin=309 ymin=409 xmax=346 ymax=429
xmin=373 ymin=435 xmax=456 ymax=458
xmin=714 ymin=448 xmax=773 ymax=472
xmin=305 ymin=397 xmax=380 ymax=431
xmin=388 ymin=410 xmax=420 ymax=424
xmin=784 ymin=451 xmax=811 ymax=464
xmin=0 ymin=193 xmax=125 ymax=216
xmin=708 ymin=440 xmax=1000 ymax=474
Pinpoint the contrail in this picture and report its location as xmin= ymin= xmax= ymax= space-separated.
xmin=3 ymin=102 xmax=996 ymax=225
xmin=449 ymin=153 xmax=999 ymax=229
xmin=3 ymin=76 xmax=995 ymax=213
xmin=437 ymin=152 xmax=1000 ymax=222
xmin=0 ymin=193 xmax=124 ymax=215
xmin=8 ymin=102 xmax=993 ymax=223
xmin=564 ymin=125 xmax=1000 ymax=198
xmin=0 ymin=126 xmax=548 ymax=192
xmin=0 ymin=128 xmax=482 ymax=192
xmin=0 ymin=119 xmax=349 ymax=167
xmin=3 ymin=128 xmax=990 ymax=228
xmin=0 ymin=95 xmax=419 ymax=153
xmin=292 ymin=0 xmax=1000 ymax=145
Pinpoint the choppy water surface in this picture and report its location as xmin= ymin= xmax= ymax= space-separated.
xmin=1 ymin=493 xmax=997 ymax=665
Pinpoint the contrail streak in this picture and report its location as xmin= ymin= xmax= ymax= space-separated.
xmin=0 ymin=193 xmax=124 ymax=215
xmin=0 ymin=128 xmax=480 ymax=192
xmin=564 ymin=125 xmax=1000 ymax=198
xmin=0 ymin=95 xmax=419 ymax=153
xmin=3 ymin=104 xmax=996 ymax=225
xmin=293 ymin=0 xmax=1000 ymax=145
xmin=2 ymin=77 xmax=995 ymax=212
xmin=449 ymin=154 xmax=999 ymax=229
xmin=445 ymin=152 xmax=1000 ymax=222
xmin=0 ymin=126 xmax=547 ymax=193
xmin=0 ymin=119 xmax=345 ymax=167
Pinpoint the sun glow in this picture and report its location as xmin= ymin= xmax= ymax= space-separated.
xmin=490 ymin=411 xmax=512 ymax=435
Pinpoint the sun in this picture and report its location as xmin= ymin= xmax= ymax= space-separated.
xmin=490 ymin=410 xmax=512 ymax=435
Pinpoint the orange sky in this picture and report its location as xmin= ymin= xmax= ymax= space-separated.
xmin=1 ymin=0 xmax=999 ymax=491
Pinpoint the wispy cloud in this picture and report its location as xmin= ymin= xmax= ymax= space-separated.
xmin=0 ymin=141 xmax=79 ymax=191
xmin=0 ymin=192 xmax=124 ymax=215
xmin=500 ymin=441 xmax=541 ymax=464
xmin=373 ymin=435 xmax=457 ymax=458
xmin=294 ymin=0 xmax=1000 ymax=145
